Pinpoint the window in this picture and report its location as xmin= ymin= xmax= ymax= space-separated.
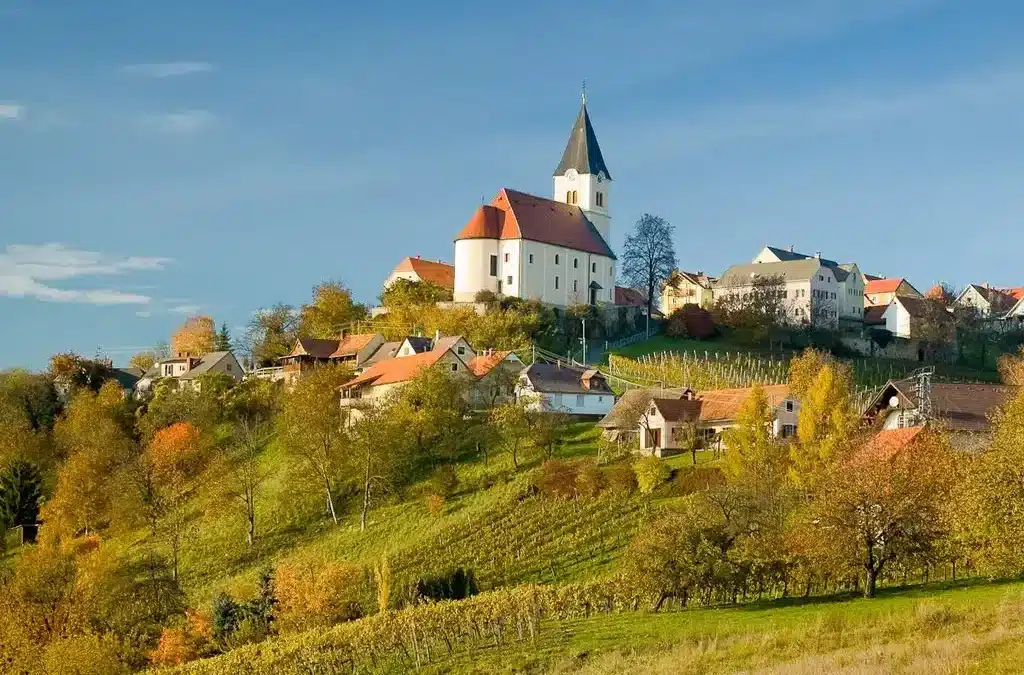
xmin=592 ymin=262 xmax=597 ymax=273
xmin=786 ymin=401 xmax=794 ymax=412
xmin=226 ymin=363 xmax=232 ymax=371
xmin=528 ymin=254 xmax=534 ymax=264
xmin=573 ymin=258 xmax=578 ymax=269
xmin=819 ymin=275 xmax=824 ymax=281
xmin=450 ymin=363 xmax=458 ymax=372
xmin=573 ymin=280 xmax=578 ymax=292
xmin=576 ymin=394 xmax=585 ymax=406
xmin=164 ymin=365 xmax=173 ymax=377
xmin=555 ymin=254 xmax=560 ymax=265
xmin=596 ymin=191 xmax=604 ymax=207
xmin=555 ymin=276 xmax=560 ymax=289
xmin=507 ymin=275 xmax=513 ymax=286
xmin=504 ymin=253 xmax=509 ymax=263
xmin=489 ymin=255 xmax=497 ymax=277
xmin=598 ymin=396 xmax=603 ymax=402
xmin=457 ymin=346 xmax=465 ymax=355
xmin=566 ymin=191 xmax=578 ymax=205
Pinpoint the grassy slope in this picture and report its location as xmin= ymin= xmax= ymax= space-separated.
xmin=426 ymin=580 xmax=1024 ymax=674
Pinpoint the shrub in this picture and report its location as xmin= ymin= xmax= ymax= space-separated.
xmin=536 ymin=459 xmax=580 ymax=500
xmin=275 ymin=556 xmax=364 ymax=632
xmin=211 ymin=593 xmax=241 ymax=645
xmin=474 ymin=289 xmax=498 ymax=305
xmin=575 ymin=461 xmax=604 ymax=498
xmin=43 ymin=634 xmax=129 ymax=675
xmin=429 ymin=464 xmax=459 ymax=498
xmin=633 ymin=456 xmax=669 ymax=495
xmin=665 ymin=305 xmax=716 ymax=340
xmin=603 ymin=463 xmax=637 ymax=496
xmin=414 ymin=568 xmax=478 ymax=602
xmin=426 ymin=493 xmax=446 ymax=516
xmin=150 ymin=627 xmax=199 ymax=667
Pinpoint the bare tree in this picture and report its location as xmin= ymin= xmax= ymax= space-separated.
xmin=215 ymin=420 xmax=271 ymax=547
xmin=622 ymin=214 xmax=678 ymax=318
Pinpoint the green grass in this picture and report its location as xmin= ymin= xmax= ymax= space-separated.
xmin=420 ymin=579 xmax=1024 ymax=674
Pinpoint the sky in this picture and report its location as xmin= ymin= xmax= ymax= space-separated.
xmin=3 ymin=0 xmax=1024 ymax=369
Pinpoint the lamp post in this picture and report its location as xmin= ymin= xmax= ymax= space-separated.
xmin=581 ymin=317 xmax=587 ymax=364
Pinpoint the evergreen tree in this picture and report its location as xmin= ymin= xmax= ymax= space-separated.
xmin=0 ymin=460 xmax=43 ymax=529
xmin=215 ymin=322 xmax=233 ymax=352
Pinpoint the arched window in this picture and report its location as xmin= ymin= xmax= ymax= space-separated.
xmin=555 ymin=254 xmax=560 ymax=265
xmin=596 ymin=192 xmax=604 ymax=207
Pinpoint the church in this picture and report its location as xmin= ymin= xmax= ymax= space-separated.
xmin=452 ymin=97 xmax=618 ymax=307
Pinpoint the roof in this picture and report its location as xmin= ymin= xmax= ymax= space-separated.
xmin=468 ymin=350 xmax=515 ymax=377
xmin=364 ymin=341 xmax=402 ymax=367
xmin=864 ymin=304 xmax=888 ymax=325
xmin=597 ymin=387 xmax=691 ymax=429
xmin=341 ymin=348 xmax=451 ymax=390
xmin=521 ymin=363 xmax=612 ymax=395
xmin=1004 ymin=287 xmax=1024 ymax=301
xmin=391 ymin=256 xmax=456 ymax=289
xmin=666 ymin=270 xmax=717 ymax=290
xmin=111 ymin=367 xmax=143 ymax=390
xmin=433 ymin=336 xmax=467 ymax=355
xmin=284 ymin=337 xmax=340 ymax=360
xmin=865 ymin=278 xmax=909 ymax=295
xmin=720 ymin=259 xmax=825 ymax=286
xmin=554 ymin=101 xmax=611 ymax=179
xmin=651 ymin=397 xmax=703 ymax=422
xmin=455 ymin=189 xmax=615 ymax=259
xmin=615 ymin=286 xmax=648 ymax=307
xmin=960 ymin=284 xmax=1016 ymax=309
xmin=864 ymin=273 xmax=882 ymax=282
xmin=695 ymin=384 xmax=792 ymax=423
xmin=874 ymin=379 xmax=1019 ymax=432
xmin=759 ymin=247 xmax=850 ymax=282
xmin=332 ymin=333 xmax=379 ymax=358
xmin=179 ymin=351 xmax=235 ymax=379
xmin=855 ymin=427 xmax=927 ymax=465
xmin=402 ymin=336 xmax=433 ymax=354
xmin=896 ymin=296 xmax=936 ymax=319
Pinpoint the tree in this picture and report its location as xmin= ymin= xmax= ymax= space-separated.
xmin=277 ymin=365 xmax=353 ymax=524
xmin=350 ymin=403 xmax=407 ymax=531
xmin=803 ymin=429 xmax=954 ymax=597
xmin=391 ymin=367 xmax=471 ymax=468
xmin=244 ymin=304 xmax=299 ymax=368
xmin=712 ymin=274 xmax=788 ymax=346
xmin=926 ymin=283 xmax=957 ymax=305
xmin=170 ymin=316 xmax=216 ymax=358
xmin=0 ymin=369 xmax=62 ymax=432
xmin=215 ymin=420 xmax=271 ymax=547
xmin=998 ymin=345 xmax=1024 ymax=385
xmin=787 ymin=349 xmax=831 ymax=402
xmin=621 ymin=214 xmax=677 ymax=317
xmin=215 ymin=323 xmax=234 ymax=352
xmin=790 ymin=363 xmax=857 ymax=488
xmin=530 ymin=408 xmax=571 ymax=459
xmin=912 ymin=298 xmax=956 ymax=359
xmin=129 ymin=351 xmax=158 ymax=372
xmin=380 ymin=278 xmax=452 ymax=308
xmin=48 ymin=352 xmax=114 ymax=397
xmin=674 ymin=421 xmax=701 ymax=466
xmin=0 ymin=461 xmax=42 ymax=542
xmin=490 ymin=399 xmax=533 ymax=470
xmin=298 ymin=281 xmax=368 ymax=340
xmin=722 ymin=385 xmax=785 ymax=483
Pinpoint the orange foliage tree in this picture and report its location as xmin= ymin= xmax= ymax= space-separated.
xmin=170 ymin=316 xmax=216 ymax=358
xmin=149 ymin=422 xmax=207 ymax=479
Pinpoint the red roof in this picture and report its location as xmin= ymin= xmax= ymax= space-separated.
xmin=864 ymin=304 xmax=888 ymax=325
xmin=455 ymin=188 xmax=615 ymax=258
xmin=1004 ymin=287 xmax=1024 ymax=301
xmin=340 ymin=348 xmax=450 ymax=389
xmin=853 ymin=427 xmax=926 ymax=465
xmin=614 ymin=286 xmax=647 ymax=306
xmin=865 ymin=278 xmax=906 ymax=295
xmin=391 ymin=257 xmax=456 ymax=289
xmin=331 ymin=333 xmax=378 ymax=358
xmin=467 ymin=350 xmax=513 ymax=377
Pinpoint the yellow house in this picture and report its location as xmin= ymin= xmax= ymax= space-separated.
xmin=661 ymin=270 xmax=716 ymax=313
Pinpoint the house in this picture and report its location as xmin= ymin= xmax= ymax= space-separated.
xmin=864 ymin=278 xmax=922 ymax=308
xmin=638 ymin=385 xmax=796 ymax=457
xmin=467 ymin=350 xmax=523 ymax=408
xmin=717 ymin=259 xmax=842 ymax=327
xmin=453 ymin=97 xmax=617 ymax=307
xmin=178 ymin=351 xmax=244 ymax=391
xmin=597 ymin=387 xmax=693 ymax=442
xmin=340 ymin=346 xmax=471 ymax=409
xmin=661 ymin=270 xmax=716 ymax=313
xmin=278 ymin=333 xmax=385 ymax=387
xmin=878 ymin=296 xmax=946 ymax=340
xmin=863 ymin=378 xmax=1018 ymax=448
xmin=954 ymin=283 xmax=1016 ymax=316
xmin=384 ymin=256 xmax=455 ymax=290
xmin=752 ymin=247 xmax=866 ymax=323
xmin=516 ymin=363 xmax=615 ymax=417
xmin=110 ymin=367 xmax=144 ymax=395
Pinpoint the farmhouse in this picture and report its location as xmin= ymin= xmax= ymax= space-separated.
xmin=516 ymin=363 xmax=615 ymax=417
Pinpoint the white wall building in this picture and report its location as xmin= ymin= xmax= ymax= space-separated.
xmin=717 ymin=258 xmax=841 ymax=328
xmin=516 ymin=363 xmax=615 ymax=417
xmin=453 ymin=97 xmax=616 ymax=307
xmin=752 ymin=246 xmax=865 ymax=322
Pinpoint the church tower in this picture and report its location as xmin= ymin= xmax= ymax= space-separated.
xmin=553 ymin=93 xmax=612 ymax=245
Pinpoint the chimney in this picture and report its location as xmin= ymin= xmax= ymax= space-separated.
xmin=789 ymin=245 xmax=795 ymax=253
xmin=416 ymin=254 xmax=421 ymax=259
xmin=815 ymin=251 xmax=822 ymax=259
xmin=434 ymin=329 xmax=441 ymax=345
xmin=982 ymin=281 xmax=989 ymax=289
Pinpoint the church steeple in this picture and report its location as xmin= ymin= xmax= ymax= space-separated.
xmin=554 ymin=98 xmax=611 ymax=180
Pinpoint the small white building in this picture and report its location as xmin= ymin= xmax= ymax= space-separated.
xmin=516 ymin=363 xmax=615 ymax=417
xmin=752 ymin=246 xmax=866 ymax=323
xmin=717 ymin=258 xmax=841 ymax=328
xmin=384 ymin=256 xmax=455 ymax=291
xmin=453 ymin=97 xmax=617 ymax=307
xmin=136 ymin=351 xmax=243 ymax=396
xmin=879 ymin=295 xmax=938 ymax=339
xmin=954 ymin=283 xmax=1016 ymax=317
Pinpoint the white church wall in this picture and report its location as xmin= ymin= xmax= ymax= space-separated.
xmin=553 ymin=171 xmax=611 ymax=244
xmin=454 ymin=238 xmax=499 ymax=302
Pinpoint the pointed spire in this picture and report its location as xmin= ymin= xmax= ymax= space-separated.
xmin=554 ymin=94 xmax=611 ymax=179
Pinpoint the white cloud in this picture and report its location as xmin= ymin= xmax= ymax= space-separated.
xmin=0 ymin=103 xmax=24 ymax=120
xmin=0 ymin=243 xmax=170 ymax=305
xmin=168 ymin=304 xmax=201 ymax=315
xmin=145 ymin=110 xmax=217 ymax=135
xmin=121 ymin=61 xmax=214 ymax=78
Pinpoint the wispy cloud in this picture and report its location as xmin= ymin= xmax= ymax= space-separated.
xmin=121 ymin=61 xmax=214 ymax=78
xmin=135 ymin=310 xmax=153 ymax=318
xmin=0 ymin=103 xmax=24 ymax=121
xmin=0 ymin=243 xmax=170 ymax=305
xmin=168 ymin=304 xmax=201 ymax=315
xmin=144 ymin=109 xmax=217 ymax=135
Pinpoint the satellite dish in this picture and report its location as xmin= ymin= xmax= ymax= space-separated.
xmin=889 ymin=396 xmax=900 ymax=408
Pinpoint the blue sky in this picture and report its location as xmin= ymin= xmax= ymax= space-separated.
xmin=3 ymin=0 xmax=1024 ymax=369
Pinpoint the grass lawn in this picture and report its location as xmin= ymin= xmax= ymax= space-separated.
xmin=422 ymin=579 xmax=1024 ymax=674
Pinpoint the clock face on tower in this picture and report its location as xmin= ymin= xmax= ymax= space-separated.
xmin=565 ymin=169 xmax=578 ymax=180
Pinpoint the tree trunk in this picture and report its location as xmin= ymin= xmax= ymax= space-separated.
xmin=361 ymin=451 xmax=372 ymax=532
xmin=512 ymin=445 xmax=519 ymax=470
xmin=691 ymin=445 xmax=697 ymax=466
xmin=325 ymin=477 xmax=339 ymax=524
xmin=864 ymin=566 xmax=879 ymax=598
xmin=246 ymin=501 xmax=255 ymax=548
xmin=652 ymin=592 xmax=668 ymax=611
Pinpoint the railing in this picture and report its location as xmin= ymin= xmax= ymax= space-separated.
xmin=249 ymin=366 xmax=284 ymax=381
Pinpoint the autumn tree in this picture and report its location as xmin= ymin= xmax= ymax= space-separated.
xmin=789 ymin=363 xmax=858 ymax=488
xmin=912 ymin=298 xmax=956 ymax=359
xmin=350 ymin=403 xmax=408 ymax=531
xmin=490 ymin=399 xmax=533 ymax=470
xmin=787 ymin=348 xmax=831 ymax=401
xmin=712 ymin=274 xmax=788 ymax=346
xmin=391 ymin=366 xmax=471 ymax=469
xmin=997 ymin=345 xmax=1024 ymax=385
xmin=48 ymin=352 xmax=114 ymax=396
xmin=926 ymin=282 xmax=957 ymax=305
xmin=129 ymin=351 xmax=158 ymax=372
xmin=298 ymin=281 xmax=368 ymax=340
xmin=170 ymin=316 xmax=216 ymax=358
xmin=621 ymin=214 xmax=677 ymax=318
xmin=0 ymin=368 xmax=62 ymax=432
xmin=277 ymin=365 xmax=353 ymax=524
xmin=214 ymin=420 xmax=271 ymax=547
xmin=244 ymin=304 xmax=299 ymax=367
xmin=380 ymin=278 xmax=452 ymax=308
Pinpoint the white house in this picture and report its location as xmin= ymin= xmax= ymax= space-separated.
xmin=717 ymin=259 xmax=841 ymax=327
xmin=136 ymin=351 xmax=243 ymax=395
xmin=384 ymin=256 xmax=455 ymax=291
xmin=879 ymin=295 xmax=935 ymax=339
xmin=752 ymin=246 xmax=865 ymax=322
xmin=516 ymin=363 xmax=615 ymax=417
xmin=954 ymin=284 xmax=1016 ymax=316
xmin=637 ymin=385 xmax=796 ymax=457
xmin=453 ymin=97 xmax=616 ymax=307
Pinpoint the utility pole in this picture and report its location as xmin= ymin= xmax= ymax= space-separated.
xmin=581 ymin=318 xmax=587 ymax=365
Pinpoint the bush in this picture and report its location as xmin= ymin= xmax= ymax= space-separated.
xmin=150 ymin=627 xmax=200 ymax=667
xmin=603 ymin=463 xmax=637 ymax=496
xmin=426 ymin=493 xmax=446 ymax=516
xmin=413 ymin=568 xmax=478 ymax=602
xmin=575 ymin=461 xmax=605 ymax=498
xmin=535 ymin=459 xmax=580 ymax=500
xmin=665 ymin=305 xmax=716 ymax=340
xmin=474 ymin=289 xmax=498 ymax=305
xmin=429 ymin=464 xmax=459 ymax=498
xmin=633 ymin=456 xmax=670 ymax=495
xmin=43 ymin=634 xmax=129 ymax=675
xmin=275 ymin=556 xmax=364 ymax=632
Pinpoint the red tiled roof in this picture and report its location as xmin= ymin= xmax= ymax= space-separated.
xmin=455 ymin=189 xmax=615 ymax=259
xmin=614 ymin=286 xmax=647 ymax=306
xmin=340 ymin=348 xmax=450 ymax=389
xmin=1003 ymin=287 xmax=1024 ymax=301
xmin=696 ymin=384 xmax=791 ymax=423
xmin=331 ymin=333 xmax=378 ymax=358
xmin=467 ymin=350 xmax=513 ymax=377
xmin=864 ymin=304 xmax=888 ymax=325
xmin=392 ymin=257 xmax=456 ymax=289
xmin=854 ymin=427 xmax=926 ymax=465
xmin=865 ymin=278 xmax=906 ymax=295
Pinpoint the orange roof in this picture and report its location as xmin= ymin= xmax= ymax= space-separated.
xmin=331 ymin=333 xmax=378 ymax=358
xmin=865 ymin=278 xmax=906 ymax=294
xmin=341 ymin=348 xmax=449 ymax=389
xmin=455 ymin=189 xmax=615 ymax=258
xmin=696 ymin=384 xmax=791 ymax=422
xmin=854 ymin=427 xmax=926 ymax=465
xmin=467 ymin=350 xmax=513 ymax=377
xmin=1003 ymin=287 xmax=1024 ymax=301
xmin=392 ymin=257 xmax=455 ymax=289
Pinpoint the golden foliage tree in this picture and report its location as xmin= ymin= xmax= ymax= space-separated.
xmin=790 ymin=363 xmax=858 ymax=488
xmin=298 ymin=281 xmax=368 ymax=340
xmin=997 ymin=345 xmax=1024 ymax=385
xmin=129 ymin=351 xmax=158 ymax=372
xmin=787 ymin=348 xmax=831 ymax=402
xmin=170 ymin=316 xmax=216 ymax=358
xmin=274 ymin=554 xmax=363 ymax=632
